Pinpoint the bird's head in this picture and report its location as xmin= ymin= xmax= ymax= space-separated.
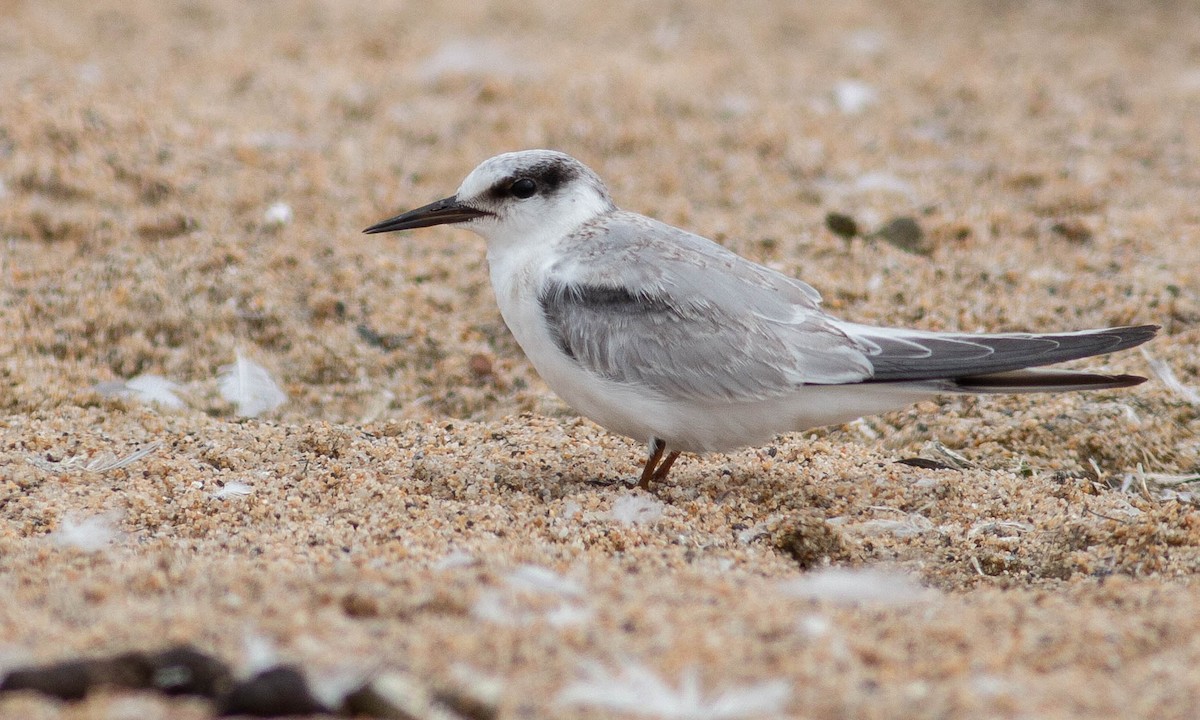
xmin=364 ymin=150 xmax=615 ymax=251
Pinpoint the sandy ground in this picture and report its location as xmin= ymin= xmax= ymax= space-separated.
xmin=2 ymin=0 xmax=1200 ymax=717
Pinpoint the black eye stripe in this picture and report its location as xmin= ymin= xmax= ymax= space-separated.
xmin=487 ymin=159 xmax=582 ymax=202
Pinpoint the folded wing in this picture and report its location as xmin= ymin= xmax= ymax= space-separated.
xmin=544 ymin=211 xmax=1156 ymax=400
xmin=541 ymin=213 xmax=875 ymax=402
xmin=840 ymin=323 xmax=1157 ymax=382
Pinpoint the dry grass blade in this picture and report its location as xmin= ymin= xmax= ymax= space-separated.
xmin=1140 ymin=348 xmax=1200 ymax=406
xmin=928 ymin=440 xmax=974 ymax=469
xmin=1118 ymin=464 xmax=1200 ymax=505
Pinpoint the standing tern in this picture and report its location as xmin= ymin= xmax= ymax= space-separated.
xmin=365 ymin=150 xmax=1156 ymax=489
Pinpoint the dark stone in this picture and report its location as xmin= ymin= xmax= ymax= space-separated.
xmin=0 ymin=660 xmax=93 ymax=700
xmin=148 ymin=644 xmax=233 ymax=698
xmin=875 ymin=216 xmax=927 ymax=255
xmin=0 ymin=652 xmax=152 ymax=700
xmin=217 ymin=665 xmax=327 ymax=717
xmin=774 ymin=516 xmax=845 ymax=570
xmin=825 ymin=212 xmax=859 ymax=239
xmin=895 ymin=457 xmax=957 ymax=470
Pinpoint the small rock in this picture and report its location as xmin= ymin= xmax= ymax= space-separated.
xmin=895 ymin=458 xmax=956 ymax=470
xmin=262 ymin=201 xmax=293 ymax=228
xmin=0 ymin=652 xmax=153 ymax=700
xmin=148 ymin=645 xmax=233 ymax=698
xmin=136 ymin=213 xmax=197 ymax=240
xmin=1050 ymin=219 xmax=1093 ymax=243
xmin=1 ymin=660 xmax=94 ymax=700
xmin=874 ymin=216 xmax=928 ymax=255
xmin=825 ymin=212 xmax=859 ymax=240
xmin=434 ymin=685 xmax=500 ymax=720
xmin=341 ymin=673 xmax=460 ymax=720
xmin=357 ymin=324 xmax=407 ymax=351
xmin=468 ymin=353 xmax=494 ymax=377
xmin=341 ymin=591 xmax=381 ymax=618
xmin=774 ymin=516 xmax=845 ymax=570
xmin=218 ymin=665 xmax=327 ymax=717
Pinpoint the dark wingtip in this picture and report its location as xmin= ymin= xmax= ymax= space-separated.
xmin=955 ymin=371 xmax=1148 ymax=392
xmin=1109 ymin=373 xmax=1148 ymax=388
xmin=1112 ymin=324 xmax=1160 ymax=350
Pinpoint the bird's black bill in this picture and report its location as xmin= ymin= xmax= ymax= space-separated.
xmin=363 ymin=195 xmax=491 ymax=234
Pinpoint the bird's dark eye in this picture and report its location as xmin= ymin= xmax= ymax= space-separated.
xmin=510 ymin=178 xmax=537 ymax=199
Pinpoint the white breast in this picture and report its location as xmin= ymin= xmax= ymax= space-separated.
xmin=485 ymin=244 xmax=668 ymax=441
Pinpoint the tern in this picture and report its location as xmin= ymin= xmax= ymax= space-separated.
xmin=366 ymin=150 xmax=1156 ymax=489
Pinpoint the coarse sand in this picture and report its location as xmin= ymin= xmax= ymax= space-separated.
xmin=2 ymin=0 xmax=1200 ymax=717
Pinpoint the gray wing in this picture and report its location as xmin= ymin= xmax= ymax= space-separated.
xmin=540 ymin=212 xmax=874 ymax=402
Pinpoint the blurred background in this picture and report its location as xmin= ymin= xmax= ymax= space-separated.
xmin=3 ymin=4 xmax=1200 ymax=718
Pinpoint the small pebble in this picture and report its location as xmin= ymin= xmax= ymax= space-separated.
xmin=825 ymin=212 xmax=859 ymax=240
xmin=874 ymin=216 xmax=928 ymax=255
xmin=217 ymin=665 xmax=328 ymax=717
xmin=148 ymin=644 xmax=233 ymax=697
